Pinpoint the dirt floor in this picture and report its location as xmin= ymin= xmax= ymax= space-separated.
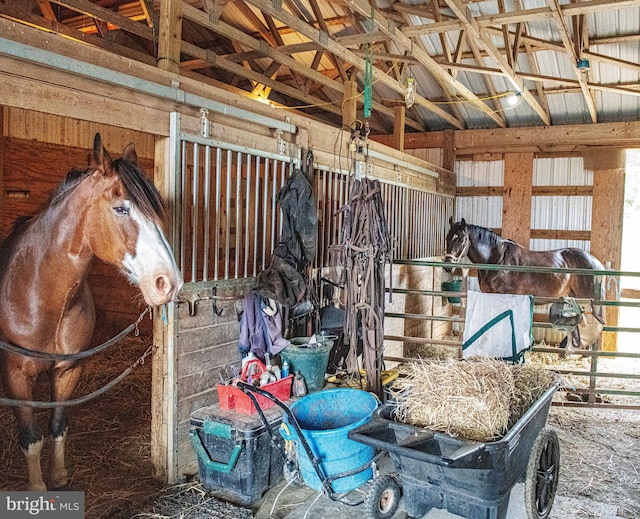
xmin=0 ymin=336 xmax=163 ymax=519
xmin=1 ymin=338 xmax=639 ymax=518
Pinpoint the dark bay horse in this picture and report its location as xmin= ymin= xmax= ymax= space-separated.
xmin=0 ymin=134 xmax=183 ymax=491
xmin=444 ymin=218 xmax=605 ymax=299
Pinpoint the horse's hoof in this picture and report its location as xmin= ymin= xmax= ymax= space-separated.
xmin=51 ymin=483 xmax=75 ymax=491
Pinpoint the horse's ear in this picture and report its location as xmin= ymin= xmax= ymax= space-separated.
xmin=91 ymin=133 xmax=114 ymax=175
xmin=122 ymin=143 xmax=138 ymax=166
xmin=449 ymin=216 xmax=454 ymax=226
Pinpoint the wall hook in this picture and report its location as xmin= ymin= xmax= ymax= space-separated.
xmin=212 ymin=286 xmax=224 ymax=316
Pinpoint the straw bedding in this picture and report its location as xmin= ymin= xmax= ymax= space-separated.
xmin=392 ymin=358 xmax=556 ymax=442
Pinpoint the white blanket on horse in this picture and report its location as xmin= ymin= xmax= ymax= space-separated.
xmin=462 ymin=291 xmax=534 ymax=361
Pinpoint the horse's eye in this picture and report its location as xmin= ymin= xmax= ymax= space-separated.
xmin=114 ymin=206 xmax=130 ymax=216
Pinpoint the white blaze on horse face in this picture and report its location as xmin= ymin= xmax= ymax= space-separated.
xmin=122 ymin=206 xmax=183 ymax=306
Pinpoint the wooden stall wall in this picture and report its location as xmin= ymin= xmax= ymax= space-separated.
xmin=172 ymin=279 xmax=254 ymax=479
xmin=1 ymin=110 xmax=156 ymax=338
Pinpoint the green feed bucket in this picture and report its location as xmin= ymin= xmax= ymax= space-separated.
xmin=280 ymin=336 xmax=334 ymax=393
xmin=441 ymin=279 xmax=462 ymax=303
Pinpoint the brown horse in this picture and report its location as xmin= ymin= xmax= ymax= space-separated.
xmin=0 ymin=134 xmax=183 ymax=491
xmin=444 ymin=218 xmax=605 ymax=298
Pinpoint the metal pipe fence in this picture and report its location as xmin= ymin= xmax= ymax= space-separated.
xmin=384 ymin=260 xmax=640 ymax=410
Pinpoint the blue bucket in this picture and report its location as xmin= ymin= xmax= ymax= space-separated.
xmin=280 ymin=388 xmax=377 ymax=493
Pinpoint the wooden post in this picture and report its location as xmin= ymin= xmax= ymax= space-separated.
xmin=0 ymin=106 xmax=4 ymax=230
xmin=442 ymin=129 xmax=455 ymax=173
xmin=158 ymin=0 xmax=183 ymax=74
xmin=392 ymin=105 xmax=405 ymax=151
xmin=342 ymin=79 xmax=358 ymax=130
xmin=502 ymin=152 xmax=533 ymax=246
xmin=586 ymin=149 xmax=626 ymax=352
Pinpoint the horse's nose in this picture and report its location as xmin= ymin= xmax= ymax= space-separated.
xmin=154 ymin=273 xmax=184 ymax=303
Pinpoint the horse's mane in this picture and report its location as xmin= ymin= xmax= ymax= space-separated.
xmin=466 ymin=223 xmax=510 ymax=248
xmin=112 ymin=158 xmax=166 ymax=220
xmin=50 ymin=159 xmax=166 ymax=221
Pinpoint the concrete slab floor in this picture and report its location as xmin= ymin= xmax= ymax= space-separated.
xmin=255 ymin=478 xmax=620 ymax=519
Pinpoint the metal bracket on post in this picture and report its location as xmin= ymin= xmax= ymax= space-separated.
xmin=200 ymin=108 xmax=210 ymax=138
xmin=276 ymin=129 xmax=286 ymax=156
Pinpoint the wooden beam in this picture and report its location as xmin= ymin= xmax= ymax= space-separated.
xmin=442 ymin=129 xmax=455 ymax=173
xmin=0 ymin=57 xmax=168 ymax=134
xmin=395 ymin=0 xmax=640 ymax=34
xmin=308 ymin=0 xmax=347 ymax=82
xmin=502 ymin=152 xmax=533 ymax=246
xmin=344 ymin=0 xmax=506 ymax=128
xmin=463 ymin=28 xmax=505 ymax=121
xmin=0 ymin=3 xmax=155 ymax=64
xmin=180 ymin=42 xmax=344 ymax=117
xmin=587 ymin=149 xmax=626 ymax=352
xmin=232 ymin=0 xmax=277 ymax=46
xmin=47 ymin=0 xmax=153 ymax=40
xmin=444 ymin=0 xmax=550 ymax=125
xmin=139 ymin=0 xmax=155 ymax=27
xmin=548 ymin=0 xmax=597 ymax=123
xmin=241 ymin=0 xmax=463 ymax=128
xmin=391 ymin=121 xmax=640 ymax=153
xmin=392 ymin=105 xmax=405 ymax=151
xmin=342 ymin=79 xmax=358 ymax=129
xmin=530 ymin=229 xmax=591 ymax=241
xmin=181 ymin=4 xmax=423 ymax=131
xmin=36 ymin=0 xmax=56 ymax=21
xmin=157 ymin=0 xmax=182 ymax=74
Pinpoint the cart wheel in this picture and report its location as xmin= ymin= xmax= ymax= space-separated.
xmin=525 ymin=427 xmax=560 ymax=519
xmin=364 ymin=475 xmax=401 ymax=519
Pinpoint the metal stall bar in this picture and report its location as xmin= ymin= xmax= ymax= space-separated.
xmin=253 ymin=156 xmax=260 ymax=277
xmin=279 ymin=160 xmax=286 ymax=235
xmin=225 ymin=149 xmax=232 ymax=279
xmin=191 ymin=143 xmax=199 ymax=283
xmin=235 ymin=153 xmax=242 ymax=279
xmin=214 ymin=147 xmax=222 ymax=281
xmin=244 ymin=154 xmax=252 ymax=278
xmin=180 ymin=140 xmax=187 ymax=274
xmin=271 ymin=159 xmax=277 ymax=258
xmin=203 ymin=145 xmax=211 ymax=281
xmin=338 ymin=169 xmax=346 ymax=247
xmin=262 ymin=158 xmax=270 ymax=271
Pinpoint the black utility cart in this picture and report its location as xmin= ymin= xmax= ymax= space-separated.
xmin=350 ymin=382 xmax=561 ymax=519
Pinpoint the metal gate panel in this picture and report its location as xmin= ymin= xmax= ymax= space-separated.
xmin=174 ymin=132 xmax=299 ymax=282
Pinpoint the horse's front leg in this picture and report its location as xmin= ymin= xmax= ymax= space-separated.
xmin=49 ymin=362 xmax=84 ymax=489
xmin=2 ymin=356 xmax=47 ymax=491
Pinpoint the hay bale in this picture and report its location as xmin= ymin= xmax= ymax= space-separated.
xmin=509 ymin=364 xmax=556 ymax=428
xmin=392 ymin=358 xmax=555 ymax=442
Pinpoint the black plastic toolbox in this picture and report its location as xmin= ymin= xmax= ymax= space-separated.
xmin=190 ymin=402 xmax=285 ymax=506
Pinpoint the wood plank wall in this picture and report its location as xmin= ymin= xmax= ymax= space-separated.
xmin=1 ymin=129 xmax=156 ymax=339
xmin=172 ymin=279 xmax=254 ymax=479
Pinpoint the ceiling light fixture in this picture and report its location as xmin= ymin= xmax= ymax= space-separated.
xmin=507 ymin=91 xmax=522 ymax=107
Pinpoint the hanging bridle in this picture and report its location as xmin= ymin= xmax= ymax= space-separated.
xmin=444 ymin=231 xmax=470 ymax=264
